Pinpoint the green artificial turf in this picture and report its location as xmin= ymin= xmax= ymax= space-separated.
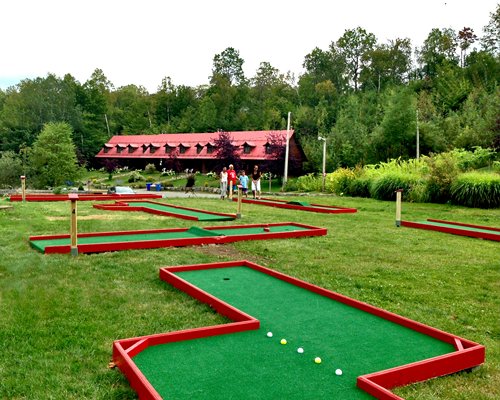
xmin=415 ymin=220 xmax=500 ymax=235
xmin=130 ymin=202 xmax=235 ymax=221
xmin=286 ymin=200 xmax=311 ymax=206
xmin=134 ymin=265 xmax=453 ymax=399
xmin=29 ymin=224 xmax=312 ymax=252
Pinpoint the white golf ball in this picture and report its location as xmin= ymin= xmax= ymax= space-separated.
xmin=335 ymin=368 xmax=343 ymax=376
xmin=266 ymin=331 xmax=273 ymax=338
xmin=297 ymin=347 xmax=304 ymax=354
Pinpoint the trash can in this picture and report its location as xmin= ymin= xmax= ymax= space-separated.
xmin=155 ymin=183 xmax=162 ymax=191
xmin=146 ymin=183 xmax=152 ymax=191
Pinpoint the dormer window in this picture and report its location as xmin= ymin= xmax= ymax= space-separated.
xmin=206 ymin=142 xmax=215 ymax=154
xmin=164 ymin=143 xmax=176 ymax=154
xmin=103 ymin=143 xmax=113 ymax=154
xmin=128 ymin=144 xmax=138 ymax=153
xmin=116 ymin=144 xmax=126 ymax=154
xmin=179 ymin=143 xmax=190 ymax=154
xmin=243 ymin=141 xmax=255 ymax=154
xmin=265 ymin=143 xmax=272 ymax=154
xmin=196 ymin=143 xmax=204 ymax=154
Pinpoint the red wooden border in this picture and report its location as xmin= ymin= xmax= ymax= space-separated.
xmin=232 ymin=197 xmax=357 ymax=213
xmin=9 ymin=193 xmax=162 ymax=202
xmin=401 ymin=220 xmax=499 ymax=242
xmin=113 ymin=260 xmax=485 ymax=400
xmin=93 ymin=200 xmax=236 ymax=220
xmin=427 ymin=218 xmax=500 ymax=233
xmin=29 ymin=222 xmax=327 ymax=254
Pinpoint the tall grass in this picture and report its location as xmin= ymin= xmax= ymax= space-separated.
xmin=451 ymin=172 xmax=500 ymax=208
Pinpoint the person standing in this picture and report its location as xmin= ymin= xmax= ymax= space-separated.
xmin=238 ymin=170 xmax=249 ymax=198
xmin=251 ymin=165 xmax=262 ymax=199
xmin=227 ymin=164 xmax=238 ymax=199
xmin=219 ymin=167 xmax=228 ymax=200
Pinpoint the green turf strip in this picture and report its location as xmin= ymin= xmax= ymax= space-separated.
xmin=417 ymin=221 xmax=500 ymax=235
xmin=130 ymin=202 xmax=235 ymax=221
xmin=286 ymin=200 xmax=311 ymax=206
xmin=133 ymin=266 xmax=454 ymax=399
xmin=29 ymin=224 xmax=311 ymax=252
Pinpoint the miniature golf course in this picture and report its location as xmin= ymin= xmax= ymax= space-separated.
xmin=29 ymin=222 xmax=326 ymax=254
xmin=402 ymin=219 xmax=500 ymax=241
xmin=93 ymin=200 xmax=236 ymax=221
xmin=9 ymin=193 xmax=162 ymax=202
xmin=233 ymin=197 xmax=357 ymax=214
xmin=113 ymin=260 xmax=484 ymax=400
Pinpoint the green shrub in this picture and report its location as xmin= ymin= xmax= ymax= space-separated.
xmin=425 ymin=152 xmax=460 ymax=203
xmin=370 ymin=173 xmax=419 ymax=201
xmin=325 ymin=168 xmax=356 ymax=194
xmin=296 ymin=173 xmax=321 ymax=192
xmin=128 ymin=171 xmax=145 ymax=183
xmin=144 ymin=163 xmax=157 ymax=174
xmin=450 ymin=172 xmax=500 ymax=208
xmin=348 ymin=176 xmax=372 ymax=198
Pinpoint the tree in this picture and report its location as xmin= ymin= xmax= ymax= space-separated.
xmin=211 ymin=47 xmax=246 ymax=86
xmin=261 ymin=132 xmax=286 ymax=176
xmin=361 ymin=38 xmax=413 ymax=91
xmin=458 ymin=27 xmax=478 ymax=67
xmin=334 ymin=27 xmax=376 ymax=91
xmin=29 ymin=122 xmax=79 ymax=188
xmin=371 ymin=88 xmax=417 ymax=160
xmin=481 ymin=4 xmax=500 ymax=56
xmin=417 ymin=28 xmax=459 ymax=77
xmin=213 ymin=130 xmax=240 ymax=170
xmin=0 ymin=151 xmax=23 ymax=188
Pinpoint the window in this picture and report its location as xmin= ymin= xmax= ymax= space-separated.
xmin=179 ymin=145 xmax=187 ymax=154
xmin=265 ymin=143 xmax=272 ymax=154
xmin=196 ymin=144 xmax=203 ymax=154
xmin=128 ymin=145 xmax=137 ymax=154
xmin=206 ymin=144 xmax=214 ymax=154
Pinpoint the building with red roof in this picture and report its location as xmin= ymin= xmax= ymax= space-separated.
xmin=95 ymin=130 xmax=305 ymax=173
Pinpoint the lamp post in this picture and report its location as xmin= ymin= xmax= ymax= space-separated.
xmin=318 ymin=136 xmax=327 ymax=192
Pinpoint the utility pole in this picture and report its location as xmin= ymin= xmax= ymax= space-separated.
xmin=282 ymin=112 xmax=291 ymax=191
xmin=318 ymin=136 xmax=327 ymax=192
xmin=416 ymin=109 xmax=420 ymax=160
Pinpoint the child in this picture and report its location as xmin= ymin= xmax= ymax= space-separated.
xmin=238 ymin=170 xmax=249 ymax=197
xmin=227 ymin=164 xmax=238 ymax=199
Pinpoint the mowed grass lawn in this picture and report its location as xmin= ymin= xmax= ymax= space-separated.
xmin=0 ymin=194 xmax=498 ymax=400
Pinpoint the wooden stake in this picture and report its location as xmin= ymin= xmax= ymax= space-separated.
xmin=395 ymin=189 xmax=403 ymax=227
xmin=69 ymin=194 xmax=79 ymax=256
xmin=20 ymin=175 xmax=26 ymax=202
xmin=236 ymin=185 xmax=242 ymax=219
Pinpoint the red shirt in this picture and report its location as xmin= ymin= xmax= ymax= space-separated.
xmin=228 ymin=169 xmax=237 ymax=183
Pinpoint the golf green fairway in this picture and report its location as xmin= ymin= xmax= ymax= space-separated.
xmin=29 ymin=224 xmax=311 ymax=252
xmin=127 ymin=202 xmax=235 ymax=221
xmin=133 ymin=266 xmax=454 ymax=399
xmin=416 ymin=220 xmax=500 ymax=235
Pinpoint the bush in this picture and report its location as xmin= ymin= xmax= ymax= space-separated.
xmin=325 ymin=168 xmax=356 ymax=195
xmin=128 ymin=171 xmax=145 ymax=183
xmin=144 ymin=163 xmax=157 ymax=174
xmin=450 ymin=172 xmax=500 ymax=208
xmin=348 ymin=176 xmax=372 ymax=198
xmin=0 ymin=151 xmax=23 ymax=188
xmin=296 ymin=173 xmax=321 ymax=192
xmin=370 ymin=173 xmax=420 ymax=201
xmin=425 ymin=152 xmax=460 ymax=203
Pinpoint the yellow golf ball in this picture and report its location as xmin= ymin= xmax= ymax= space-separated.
xmin=314 ymin=357 xmax=322 ymax=364
xmin=280 ymin=338 xmax=287 ymax=345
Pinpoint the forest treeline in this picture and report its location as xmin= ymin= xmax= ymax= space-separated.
xmin=0 ymin=5 xmax=499 ymax=173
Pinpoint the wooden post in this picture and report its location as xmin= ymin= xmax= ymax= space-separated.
xmin=395 ymin=189 xmax=403 ymax=227
xmin=69 ymin=194 xmax=79 ymax=256
xmin=229 ymin=184 xmax=233 ymax=200
xmin=20 ymin=175 xmax=26 ymax=202
xmin=236 ymin=185 xmax=242 ymax=219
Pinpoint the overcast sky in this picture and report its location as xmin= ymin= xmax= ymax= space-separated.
xmin=1 ymin=0 xmax=497 ymax=93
